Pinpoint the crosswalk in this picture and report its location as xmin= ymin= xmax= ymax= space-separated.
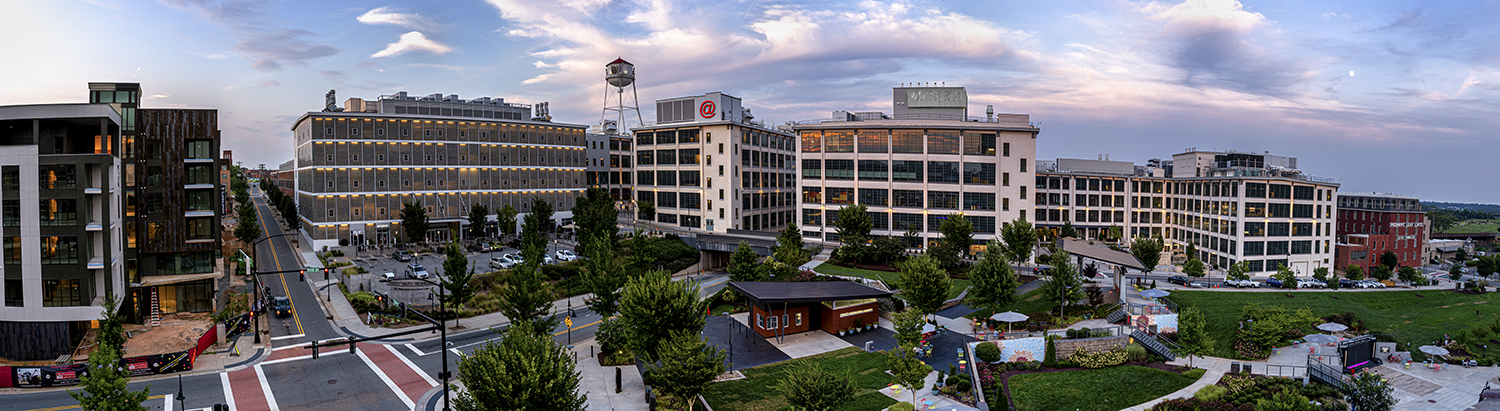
xmin=221 ymin=343 xmax=436 ymax=411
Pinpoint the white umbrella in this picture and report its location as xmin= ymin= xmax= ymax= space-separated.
xmin=990 ymin=311 xmax=1029 ymax=335
xmin=922 ymin=323 xmax=937 ymax=334
xmin=1140 ymin=289 xmax=1171 ymax=298
xmin=1304 ymin=334 xmax=1340 ymax=344
xmin=1315 ymin=322 xmax=1349 ymax=333
xmin=1418 ymin=345 xmax=1450 ymax=357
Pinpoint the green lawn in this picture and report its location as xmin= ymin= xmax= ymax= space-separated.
xmin=1008 ymin=366 xmax=1199 ymax=411
xmin=961 ymin=288 xmax=1058 ymax=320
xmin=703 ymin=347 xmax=899 ymax=411
xmin=814 ymin=264 xmax=971 ymax=299
xmin=1169 ymin=290 xmax=1500 ymax=358
xmin=1443 ymin=221 xmax=1500 ymax=234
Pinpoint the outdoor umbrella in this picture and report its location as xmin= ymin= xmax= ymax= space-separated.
xmin=1418 ymin=345 xmax=1450 ymax=357
xmin=922 ymin=323 xmax=937 ymax=334
xmin=1140 ymin=289 xmax=1171 ymax=299
xmin=1315 ymin=322 xmax=1349 ymax=333
xmin=1304 ymin=334 xmax=1340 ymax=344
xmin=990 ymin=311 xmax=1030 ymax=334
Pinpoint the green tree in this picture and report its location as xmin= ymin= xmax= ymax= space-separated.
xmin=1060 ymin=221 xmax=1078 ymax=239
xmin=638 ymin=201 xmax=655 ymax=221
xmin=1226 ymin=261 xmax=1251 ymax=281
xmin=1380 ymin=251 xmax=1399 ymax=270
xmin=234 ymin=202 xmax=261 ymax=247
xmin=277 ymin=195 xmax=299 ymax=233
xmin=929 ymin=213 xmax=973 ymax=272
xmin=440 ymin=242 xmax=476 ymax=327
xmin=834 ymin=204 xmax=872 ymax=243
xmin=897 ymin=255 xmax=951 ymax=317
xmin=521 ymin=198 xmax=553 ymax=264
xmin=966 ymin=240 xmax=1020 ymax=314
xmin=1312 ymin=267 xmax=1330 ymax=284
xmin=727 ymin=241 xmax=763 ymax=282
xmin=1370 ymin=265 xmax=1393 ymax=282
xmin=97 ymin=293 xmax=126 ymax=354
xmin=642 ymin=330 xmax=727 ymax=411
xmin=776 ymin=364 xmax=855 ymax=411
xmin=1000 ymin=218 xmax=1036 ymax=267
xmin=579 ymin=234 xmax=626 ymax=317
xmin=885 ymin=343 xmax=931 ymax=405
xmin=1398 ymin=266 xmax=1421 ymax=284
xmin=1185 ymin=243 xmax=1199 ymax=263
xmin=1183 ymin=258 xmax=1206 ymax=278
xmin=466 ymin=204 xmax=488 ymax=240
xmin=1039 ymin=252 xmax=1086 ymax=316
xmin=1342 ymin=372 xmax=1396 ymax=411
xmin=1176 ymin=307 xmax=1214 ymax=367
xmin=1451 ymin=265 xmax=1464 ymax=276
xmin=572 ymin=187 xmax=618 ymax=248
xmin=892 ymin=309 xmax=926 ymax=348
xmin=67 ymin=345 xmax=149 ymax=411
xmin=1254 ymin=390 xmax=1317 ymax=411
xmin=400 ymin=202 xmax=429 ymax=245
xmin=773 ymin=223 xmax=808 ymax=267
xmin=1456 ymin=248 xmax=1468 ymax=261
xmin=1273 ymin=264 xmax=1297 ymax=289
xmin=618 ymin=269 xmax=706 ymax=362
xmin=497 ymin=203 xmax=518 ymax=238
xmin=452 ymin=321 xmax=586 ymax=411
xmin=1344 ymin=264 xmax=1364 ymax=281
xmin=1130 ymin=236 xmax=1165 ymax=273
xmin=497 ymin=263 xmax=557 ymax=333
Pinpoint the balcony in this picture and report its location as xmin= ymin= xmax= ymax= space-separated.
xmin=86 ymin=221 xmax=103 ymax=231
xmin=87 ymin=256 xmax=105 ymax=270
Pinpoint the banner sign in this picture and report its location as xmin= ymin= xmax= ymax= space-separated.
xmin=13 ymin=364 xmax=87 ymax=388
xmin=10 ymin=312 xmax=250 ymax=388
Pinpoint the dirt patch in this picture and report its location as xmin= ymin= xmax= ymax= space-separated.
xmin=121 ymin=312 xmax=214 ymax=357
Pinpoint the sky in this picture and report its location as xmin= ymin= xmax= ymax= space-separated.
xmin=2 ymin=0 xmax=1498 ymax=204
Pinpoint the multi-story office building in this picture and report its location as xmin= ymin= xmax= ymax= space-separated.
xmin=1035 ymin=150 xmax=1340 ymax=275
xmin=586 ymin=123 xmax=635 ymax=221
xmin=291 ymin=93 xmax=588 ymax=249
xmin=90 ymin=83 xmax=223 ymax=326
xmin=630 ymin=92 xmax=797 ymax=233
xmin=794 ymin=87 xmax=1039 ymax=251
xmin=0 ymin=103 xmax=126 ymax=360
xmin=1334 ymin=192 xmax=1426 ymax=271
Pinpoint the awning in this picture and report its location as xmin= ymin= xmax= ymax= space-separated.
xmin=1057 ymin=239 xmax=1149 ymax=272
xmin=729 ymin=281 xmax=893 ymax=305
xmin=135 ymin=272 xmax=220 ymax=287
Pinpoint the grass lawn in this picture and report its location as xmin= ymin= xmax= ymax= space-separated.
xmin=1443 ymin=221 xmax=1500 ymax=234
xmin=814 ymin=264 xmax=971 ymax=299
xmin=1169 ymin=290 xmax=1500 ymax=358
xmin=703 ymin=347 xmax=899 ymax=411
xmin=962 ymin=288 xmax=1058 ymax=320
xmin=1008 ymin=366 xmax=1199 ymax=411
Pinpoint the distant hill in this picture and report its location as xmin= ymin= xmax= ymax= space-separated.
xmin=1423 ymin=202 xmax=1500 ymax=215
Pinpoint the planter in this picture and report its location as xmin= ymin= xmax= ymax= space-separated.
xmin=839 ymin=331 xmax=846 ymax=336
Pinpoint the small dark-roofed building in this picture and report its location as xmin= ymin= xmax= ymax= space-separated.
xmin=728 ymin=281 xmax=892 ymax=338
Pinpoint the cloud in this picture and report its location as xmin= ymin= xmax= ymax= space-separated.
xmin=1138 ymin=0 xmax=1311 ymax=95
xmin=371 ymin=31 xmax=452 ymax=58
xmin=147 ymin=93 xmax=170 ymax=100
xmin=86 ymin=0 xmax=120 ymax=9
xmin=357 ymin=7 xmax=435 ymax=30
xmin=159 ymin=0 xmax=338 ymax=71
xmin=258 ymin=81 xmax=280 ymax=87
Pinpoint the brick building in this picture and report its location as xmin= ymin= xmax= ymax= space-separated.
xmin=1334 ymin=192 xmax=1426 ymax=272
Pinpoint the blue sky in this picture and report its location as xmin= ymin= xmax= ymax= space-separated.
xmin=3 ymin=0 xmax=1499 ymax=203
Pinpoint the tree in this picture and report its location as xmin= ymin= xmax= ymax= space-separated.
xmin=1457 ymin=248 xmax=1469 ymax=261
xmin=727 ymin=241 xmax=763 ymax=282
xmin=897 ymin=255 xmax=951 ymax=317
xmin=1344 ymin=264 xmax=1364 ymax=281
xmin=776 ymin=364 xmax=854 ymax=411
xmin=1370 ymin=265 xmax=1393 ymax=282
xmin=966 ymin=240 xmax=1020 ymax=314
xmin=278 ymin=195 xmax=299 ymax=233
xmin=1226 ymin=260 xmax=1251 ymax=281
xmin=234 ymin=203 xmax=261 ymax=247
xmin=1000 ymin=218 xmax=1036 ymax=268
xmin=1273 ymin=264 xmax=1297 ymax=289
xmin=497 ymin=263 xmax=557 ymax=333
xmin=521 ymin=199 xmax=552 ymax=265
xmin=497 ymin=203 xmax=518 ymax=238
xmin=1039 ymin=251 xmax=1086 ymax=316
xmin=891 ymin=309 xmax=926 ymax=348
xmin=642 ymin=330 xmax=727 ymax=411
xmin=833 ymin=204 xmax=872 ymax=243
xmin=618 ymin=269 xmax=706 ymax=362
xmin=773 ymin=223 xmax=807 ymax=267
xmin=1183 ymin=258 xmax=1206 ymax=278
xmin=1396 ymin=266 xmax=1420 ymax=284
xmin=1176 ymin=307 xmax=1214 ymax=367
xmin=579 ymin=234 xmax=626 ymax=317
xmin=1130 ymin=236 xmax=1164 ymax=273
xmin=97 ymin=293 xmax=126 ymax=354
xmin=1060 ymin=221 xmax=1078 ymax=239
xmin=466 ymin=204 xmax=489 ymax=240
xmin=572 ymin=187 xmax=618 ymax=248
xmin=1342 ymin=371 xmax=1396 ymax=411
xmin=452 ymin=321 xmax=586 ymax=411
xmin=638 ymin=201 xmax=655 ymax=221
xmin=440 ymin=242 xmax=476 ymax=327
xmin=400 ymin=202 xmax=429 ymax=245
xmin=1311 ymin=267 xmax=1330 ymax=284
xmin=67 ymin=345 xmax=149 ymax=411
xmin=1380 ymin=251 xmax=1399 ymax=270
xmin=885 ymin=343 xmax=931 ymax=405
xmin=929 ymin=213 xmax=973 ymax=272
xmin=1185 ymin=243 xmax=1199 ymax=263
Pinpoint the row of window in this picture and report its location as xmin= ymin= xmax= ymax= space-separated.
xmin=3 ymin=165 xmax=80 ymax=190
xmin=3 ymin=236 xmax=80 ymax=265
xmin=2 ymin=278 xmax=85 ymax=307
xmin=636 ymin=129 xmax=703 ymax=145
xmin=802 ymin=187 xmax=1014 ymax=210
xmin=802 ymin=160 xmax=1022 ymax=184
xmin=637 ymin=149 xmax=704 ymax=166
xmin=800 ymin=209 xmax=1001 ymax=234
xmin=742 ymin=192 xmax=796 ymax=211
xmin=1036 ymin=176 xmax=1336 ymax=202
xmin=800 ymin=130 xmax=1008 ymax=156
xmin=305 ymin=118 xmax=583 ymax=146
xmin=1243 ymin=241 xmax=1318 ymax=256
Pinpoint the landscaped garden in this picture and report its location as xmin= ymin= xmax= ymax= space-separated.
xmin=702 ymin=347 xmax=899 ymax=411
xmin=1008 ymin=365 xmax=1200 ymax=411
xmin=1151 ymin=373 xmax=1347 ymax=411
xmin=1168 ymin=289 xmax=1500 ymax=362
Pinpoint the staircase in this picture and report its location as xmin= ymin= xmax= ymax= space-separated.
xmin=1130 ymin=328 xmax=1177 ymax=361
xmin=1307 ymin=361 xmax=1347 ymax=389
xmin=1105 ymin=304 xmax=1128 ymax=324
xmin=148 ymin=287 xmax=161 ymax=327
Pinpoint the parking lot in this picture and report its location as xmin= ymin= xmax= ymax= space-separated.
xmin=343 ymin=243 xmax=580 ymax=281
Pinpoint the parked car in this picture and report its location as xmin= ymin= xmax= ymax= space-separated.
xmin=391 ymin=251 xmax=413 ymax=262
xmin=490 ymin=255 xmax=516 ymax=269
xmin=405 ymin=263 xmax=430 ymax=279
xmin=381 ymin=272 xmax=396 ymax=282
xmin=1225 ymin=279 xmax=1259 ymax=288
xmin=1265 ymin=278 xmax=1284 ymax=288
xmin=1167 ymin=275 xmax=1190 ymax=286
xmin=1338 ymin=278 xmax=1356 ymax=288
xmin=469 ymin=242 xmax=493 ymax=253
xmin=555 ymin=250 xmax=578 ymax=262
xmin=272 ymin=296 xmax=292 ymax=317
xmin=542 ymin=254 xmax=555 ymax=265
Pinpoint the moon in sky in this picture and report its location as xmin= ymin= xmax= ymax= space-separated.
xmin=1349 ymin=71 xmax=1355 ymax=77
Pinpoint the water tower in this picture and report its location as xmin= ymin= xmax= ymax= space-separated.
xmin=601 ymin=58 xmax=643 ymax=134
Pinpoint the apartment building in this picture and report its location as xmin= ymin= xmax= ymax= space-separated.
xmin=1334 ymin=192 xmax=1426 ymax=271
xmin=0 ymin=103 xmax=126 ymax=360
xmin=630 ymin=92 xmax=797 ymax=233
xmin=1035 ymin=150 xmax=1340 ymax=275
xmin=586 ymin=123 xmax=635 ymax=221
xmin=291 ymin=92 xmax=588 ymax=249
xmin=794 ymin=87 xmax=1039 ymax=251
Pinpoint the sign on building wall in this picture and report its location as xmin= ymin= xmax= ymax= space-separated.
xmin=905 ymin=88 xmax=968 ymax=108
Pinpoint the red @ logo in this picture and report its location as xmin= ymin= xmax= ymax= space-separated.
xmin=700 ymin=100 xmax=716 ymax=118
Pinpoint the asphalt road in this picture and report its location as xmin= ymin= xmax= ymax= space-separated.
xmin=249 ymin=186 xmax=340 ymax=344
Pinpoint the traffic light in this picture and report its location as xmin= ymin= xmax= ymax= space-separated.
xmin=299 ymin=269 xmax=305 ymax=282
xmin=348 ymin=336 xmax=357 ymax=354
xmin=324 ymin=267 xmax=330 ymax=281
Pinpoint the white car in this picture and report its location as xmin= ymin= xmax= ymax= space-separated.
xmin=555 ymin=250 xmax=578 ymax=262
xmin=1225 ymin=279 xmax=1259 ymax=288
xmin=543 ymin=254 xmax=555 ymax=265
xmin=490 ymin=255 xmax=516 ymax=269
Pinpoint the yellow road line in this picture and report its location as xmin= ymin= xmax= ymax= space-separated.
xmin=550 ymin=315 xmax=617 ymax=337
xmin=254 ymin=195 xmax=305 ymax=335
xmin=22 ymin=395 xmax=168 ymax=411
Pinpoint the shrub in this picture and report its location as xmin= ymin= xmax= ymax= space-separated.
xmin=1066 ymin=347 xmax=1129 ymax=369
xmin=1194 ymin=384 xmax=1227 ymax=401
xmin=888 ymin=402 xmax=916 ymax=411
xmin=1183 ymin=368 xmax=1206 ymax=379
xmin=348 ymin=292 xmax=380 ymax=313
xmin=976 ymin=342 xmax=1002 ymax=363
xmin=1043 ymin=336 xmax=1058 ymax=368
xmin=1126 ymin=343 xmax=1148 ymax=363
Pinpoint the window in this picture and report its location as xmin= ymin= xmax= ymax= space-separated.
xmin=1293 ymin=186 xmax=1314 ymax=200
xmin=1268 ymin=203 xmax=1290 ymax=218
xmin=963 ymin=192 xmax=996 ymax=211
xmin=803 ymin=187 xmax=822 ymax=203
xmin=927 ymin=131 xmax=959 ymax=154
xmin=891 ymin=161 xmax=923 ymax=182
xmin=1266 ymin=241 xmax=1289 ymax=255
xmin=38 ymin=164 xmax=76 ymax=189
xmin=1003 ymin=142 xmax=1011 ymax=157
xmin=637 ymin=171 xmax=654 ymax=185
xmin=41 ymin=236 xmax=79 ymax=264
xmin=858 ymin=130 xmax=888 ymax=153
xmin=188 ymin=218 xmax=214 ymax=240
xmin=893 ymin=190 xmax=923 ymax=208
xmin=1020 ymin=158 xmax=1028 ymax=172
xmin=893 ymin=213 xmax=923 ymax=232
xmin=1293 ymin=204 xmax=1313 ymax=219
xmin=681 ymin=192 xmax=702 ymax=209
xmin=971 ymin=216 xmax=996 ymax=234
xmin=800 ymin=131 xmax=820 ymax=153
xmin=186 ymin=164 xmax=214 ymax=185
xmin=927 ymin=161 xmax=959 ymax=183
xmin=2 ymin=165 xmax=18 ymax=190
xmin=679 ymin=148 xmax=701 ymax=164
xmin=656 ymin=170 xmax=677 ymax=186
xmin=963 ymin=163 xmax=995 ymax=185
xmin=4 ymin=279 xmax=19 ymax=307
xmin=963 ymin=132 xmax=996 ymax=155
xmin=656 ymin=149 xmax=677 ymax=165
xmin=858 ymin=160 xmax=888 ymax=180
xmin=1244 ymin=222 xmax=1265 ymax=236
xmin=802 ymin=159 xmax=821 ymax=178
xmin=3 ymin=237 xmax=19 ymax=264
xmin=824 ymin=160 xmax=854 ymax=180
xmin=2 ymin=200 xmax=16 ymax=226
xmin=858 ymin=188 xmax=888 ymax=206
xmin=43 ymin=279 xmax=82 ymax=307
xmin=892 ymin=131 xmax=923 ymax=153
xmin=1292 ymin=222 xmax=1314 ymax=237
xmin=186 ymin=140 xmax=214 ymax=159
xmin=1245 ymin=202 xmax=1266 ymax=217
xmin=826 ymin=188 xmax=854 ymax=204
xmin=1267 ymin=222 xmax=1290 ymax=236
xmin=1291 ymin=240 xmax=1312 ymax=254
xmin=680 ymin=171 xmax=701 ymax=187
xmin=39 ymin=199 xmax=77 ymax=226
xmin=928 ymin=191 xmax=959 ymax=209
xmin=824 ymin=131 xmax=854 ymax=152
